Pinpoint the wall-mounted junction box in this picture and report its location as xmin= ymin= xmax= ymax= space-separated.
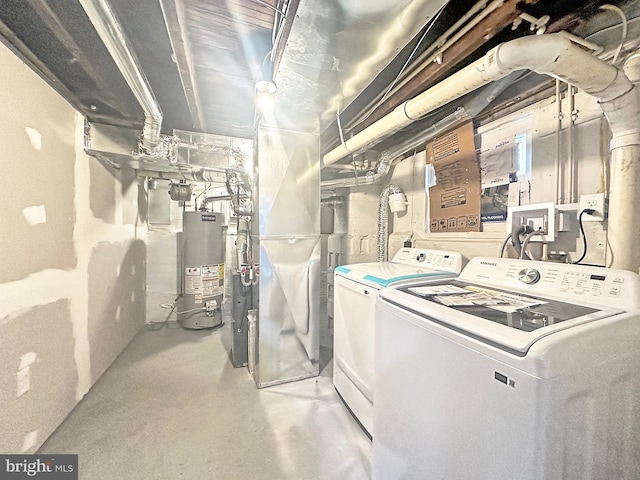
xmin=578 ymin=193 xmax=606 ymax=222
xmin=506 ymin=202 xmax=556 ymax=242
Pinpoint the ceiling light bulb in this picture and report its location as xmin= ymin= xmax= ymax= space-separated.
xmin=255 ymin=80 xmax=277 ymax=95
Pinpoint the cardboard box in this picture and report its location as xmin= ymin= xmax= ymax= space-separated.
xmin=426 ymin=121 xmax=481 ymax=232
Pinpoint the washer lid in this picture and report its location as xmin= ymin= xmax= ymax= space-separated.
xmin=379 ymin=280 xmax=625 ymax=354
xmin=335 ymin=262 xmax=455 ymax=287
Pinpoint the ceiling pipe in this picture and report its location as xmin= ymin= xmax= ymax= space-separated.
xmin=323 ymin=33 xmax=630 ymax=166
xmin=321 ymin=108 xmax=467 ymax=189
xmin=321 ymin=71 xmax=526 ymax=189
xmin=79 ymin=0 xmax=163 ymax=155
xmin=324 ymin=33 xmax=640 ymax=272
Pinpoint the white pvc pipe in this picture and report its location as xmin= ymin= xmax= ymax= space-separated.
xmin=607 ymin=142 xmax=640 ymax=273
xmin=323 ymin=55 xmax=490 ymax=165
xmin=323 ymin=33 xmax=629 ymax=167
xmin=601 ymin=54 xmax=640 ymax=273
xmin=370 ymin=0 xmax=502 ymax=115
xmin=323 ymin=32 xmax=640 ymax=272
xmin=487 ymin=35 xmax=627 ymax=100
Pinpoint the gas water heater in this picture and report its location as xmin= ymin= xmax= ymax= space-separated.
xmin=178 ymin=211 xmax=225 ymax=329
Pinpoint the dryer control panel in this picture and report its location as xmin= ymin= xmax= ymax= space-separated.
xmin=459 ymin=257 xmax=640 ymax=310
xmin=391 ymin=248 xmax=463 ymax=273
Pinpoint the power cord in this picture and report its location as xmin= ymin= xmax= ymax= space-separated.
xmin=573 ymin=208 xmax=595 ymax=264
xmin=499 ymin=233 xmax=513 ymax=258
xmin=512 ymin=225 xmax=534 ymax=260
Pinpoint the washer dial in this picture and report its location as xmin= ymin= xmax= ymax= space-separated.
xmin=518 ymin=268 xmax=541 ymax=284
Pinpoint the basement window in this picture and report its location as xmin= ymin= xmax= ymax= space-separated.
xmin=514 ymin=132 xmax=531 ymax=179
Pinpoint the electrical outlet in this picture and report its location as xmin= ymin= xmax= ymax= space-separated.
xmin=578 ymin=193 xmax=606 ymax=222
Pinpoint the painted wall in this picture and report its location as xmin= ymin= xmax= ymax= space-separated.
xmin=336 ymin=89 xmax=611 ymax=265
xmin=0 ymin=42 xmax=146 ymax=453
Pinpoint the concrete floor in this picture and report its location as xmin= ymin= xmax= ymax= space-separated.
xmin=39 ymin=320 xmax=372 ymax=479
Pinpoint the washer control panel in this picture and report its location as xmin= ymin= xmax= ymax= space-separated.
xmin=459 ymin=257 xmax=640 ymax=309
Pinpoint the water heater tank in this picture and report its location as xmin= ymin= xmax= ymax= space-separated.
xmin=178 ymin=211 xmax=225 ymax=329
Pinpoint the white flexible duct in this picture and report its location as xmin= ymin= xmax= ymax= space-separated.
xmin=323 ymin=33 xmax=630 ymax=166
xmin=378 ymin=184 xmax=403 ymax=262
xmin=79 ymin=0 xmax=163 ymax=155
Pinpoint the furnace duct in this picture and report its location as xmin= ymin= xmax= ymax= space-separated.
xmin=323 ymin=33 xmax=640 ymax=272
xmin=79 ymin=0 xmax=163 ymax=155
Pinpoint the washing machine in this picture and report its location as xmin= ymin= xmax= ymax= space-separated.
xmin=373 ymin=256 xmax=640 ymax=480
xmin=333 ymin=248 xmax=463 ymax=438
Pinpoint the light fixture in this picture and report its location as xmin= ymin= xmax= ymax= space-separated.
xmin=255 ymin=79 xmax=277 ymax=95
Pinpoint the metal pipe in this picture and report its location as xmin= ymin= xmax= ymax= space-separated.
xmin=323 ymin=33 xmax=629 ymax=166
xmin=78 ymin=0 xmax=163 ymax=154
xmin=158 ymin=0 xmax=205 ymax=131
xmin=225 ymin=170 xmax=253 ymax=217
xmin=555 ymin=79 xmax=563 ymax=204
xmin=418 ymin=0 xmax=504 ymax=67
xmin=568 ymin=84 xmax=576 ymax=203
xmin=200 ymin=193 xmax=249 ymax=208
xmin=236 ymin=217 xmax=251 ymax=269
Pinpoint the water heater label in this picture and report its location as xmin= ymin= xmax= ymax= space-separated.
xmin=203 ymin=279 xmax=222 ymax=297
xmin=201 ymin=214 xmax=217 ymax=222
xmin=185 ymin=267 xmax=203 ymax=294
xmin=202 ymin=264 xmax=218 ymax=278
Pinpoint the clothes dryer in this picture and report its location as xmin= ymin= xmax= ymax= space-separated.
xmin=333 ymin=248 xmax=463 ymax=437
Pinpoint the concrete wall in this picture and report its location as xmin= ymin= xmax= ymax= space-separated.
xmin=0 ymin=42 xmax=146 ymax=453
xmin=335 ymin=89 xmax=611 ymax=266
